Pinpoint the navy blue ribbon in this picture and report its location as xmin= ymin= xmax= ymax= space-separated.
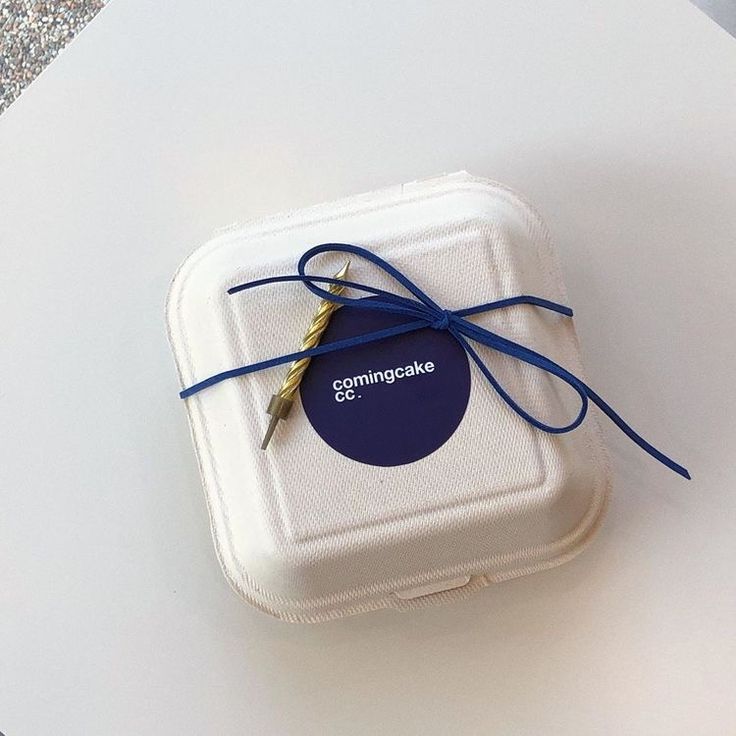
xmin=180 ymin=243 xmax=690 ymax=479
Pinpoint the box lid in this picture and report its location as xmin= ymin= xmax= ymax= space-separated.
xmin=166 ymin=172 xmax=610 ymax=621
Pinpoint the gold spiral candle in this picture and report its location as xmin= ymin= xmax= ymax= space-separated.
xmin=261 ymin=260 xmax=350 ymax=449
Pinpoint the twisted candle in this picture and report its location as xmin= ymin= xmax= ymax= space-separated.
xmin=261 ymin=260 xmax=350 ymax=449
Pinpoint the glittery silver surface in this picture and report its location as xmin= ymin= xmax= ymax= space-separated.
xmin=0 ymin=0 xmax=105 ymax=115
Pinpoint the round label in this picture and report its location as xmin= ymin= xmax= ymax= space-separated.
xmin=299 ymin=300 xmax=471 ymax=466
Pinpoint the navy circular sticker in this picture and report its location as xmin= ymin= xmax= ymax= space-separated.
xmin=299 ymin=300 xmax=471 ymax=466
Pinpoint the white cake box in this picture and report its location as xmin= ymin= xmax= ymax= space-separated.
xmin=166 ymin=172 xmax=611 ymax=622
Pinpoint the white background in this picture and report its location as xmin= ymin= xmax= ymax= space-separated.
xmin=1 ymin=1 xmax=735 ymax=733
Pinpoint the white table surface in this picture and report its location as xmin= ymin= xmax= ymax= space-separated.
xmin=1 ymin=1 xmax=735 ymax=733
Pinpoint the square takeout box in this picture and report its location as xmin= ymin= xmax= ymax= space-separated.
xmin=167 ymin=172 xmax=610 ymax=622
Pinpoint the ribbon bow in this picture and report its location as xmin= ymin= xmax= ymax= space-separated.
xmin=180 ymin=243 xmax=689 ymax=479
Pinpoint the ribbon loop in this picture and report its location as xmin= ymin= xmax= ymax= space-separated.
xmin=182 ymin=243 xmax=690 ymax=480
